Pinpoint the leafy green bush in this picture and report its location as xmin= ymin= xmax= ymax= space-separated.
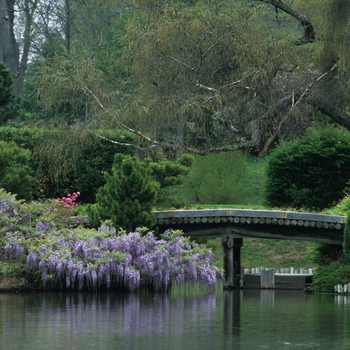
xmin=343 ymin=212 xmax=350 ymax=263
xmin=146 ymin=154 xmax=194 ymax=208
xmin=180 ymin=152 xmax=265 ymax=205
xmin=87 ymin=154 xmax=157 ymax=231
xmin=307 ymin=263 xmax=350 ymax=293
xmin=329 ymin=194 xmax=350 ymax=215
xmin=0 ymin=141 xmax=35 ymax=201
xmin=307 ymin=243 xmax=344 ymax=266
xmin=264 ymin=128 xmax=350 ymax=210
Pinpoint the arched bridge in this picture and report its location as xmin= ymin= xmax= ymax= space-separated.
xmin=154 ymin=209 xmax=347 ymax=289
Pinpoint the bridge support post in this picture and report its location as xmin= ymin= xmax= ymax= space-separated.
xmin=221 ymin=237 xmax=243 ymax=290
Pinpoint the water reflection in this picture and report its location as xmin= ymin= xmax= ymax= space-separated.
xmin=1 ymin=290 xmax=350 ymax=349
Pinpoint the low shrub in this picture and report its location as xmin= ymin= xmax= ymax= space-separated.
xmin=180 ymin=152 xmax=265 ymax=205
xmin=306 ymin=263 xmax=350 ymax=293
xmin=0 ymin=141 xmax=35 ymax=201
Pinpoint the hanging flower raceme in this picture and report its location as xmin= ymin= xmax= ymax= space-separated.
xmin=0 ymin=200 xmax=221 ymax=292
xmin=42 ymin=228 xmax=219 ymax=291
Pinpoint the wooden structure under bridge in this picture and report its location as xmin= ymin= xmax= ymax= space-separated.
xmin=154 ymin=209 xmax=347 ymax=289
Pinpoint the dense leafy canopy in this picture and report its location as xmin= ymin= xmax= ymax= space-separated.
xmin=5 ymin=0 xmax=346 ymax=159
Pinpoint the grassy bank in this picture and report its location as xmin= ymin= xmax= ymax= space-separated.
xmin=205 ymin=238 xmax=315 ymax=270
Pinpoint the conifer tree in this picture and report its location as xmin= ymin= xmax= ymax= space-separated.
xmin=89 ymin=154 xmax=157 ymax=231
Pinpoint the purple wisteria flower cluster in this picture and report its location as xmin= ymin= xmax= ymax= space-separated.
xmin=3 ymin=232 xmax=26 ymax=260
xmin=23 ymin=225 xmax=220 ymax=292
xmin=0 ymin=194 xmax=31 ymax=230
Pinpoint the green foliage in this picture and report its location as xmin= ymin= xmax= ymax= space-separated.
xmin=307 ymin=243 xmax=344 ymax=266
xmin=0 ymin=141 xmax=35 ymax=201
xmin=343 ymin=213 xmax=350 ymax=263
xmin=307 ymin=263 xmax=350 ymax=294
xmin=146 ymin=154 xmax=194 ymax=208
xmin=264 ymin=128 xmax=350 ymax=210
xmin=32 ymin=129 xmax=134 ymax=203
xmin=0 ymin=126 xmax=134 ymax=202
xmin=0 ymin=62 xmax=17 ymax=125
xmin=19 ymin=0 xmax=310 ymax=153
xmin=20 ymin=33 xmax=87 ymax=124
xmin=180 ymin=152 xmax=265 ymax=205
xmin=15 ymin=0 xmax=350 ymax=159
xmin=88 ymin=154 xmax=157 ymax=231
xmin=329 ymin=194 xmax=350 ymax=215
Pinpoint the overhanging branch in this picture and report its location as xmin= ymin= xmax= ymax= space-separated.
xmin=307 ymin=97 xmax=350 ymax=130
xmin=260 ymin=0 xmax=315 ymax=44
xmin=81 ymin=87 xmax=161 ymax=148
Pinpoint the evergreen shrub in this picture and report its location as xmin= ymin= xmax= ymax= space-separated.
xmin=264 ymin=128 xmax=350 ymax=210
xmin=146 ymin=154 xmax=194 ymax=208
xmin=307 ymin=263 xmax=350 ymax=293
xmin=0 ymin=141 xmax=35 ymax=201
xmin=87 ymin=154 xmax=157 ymax=231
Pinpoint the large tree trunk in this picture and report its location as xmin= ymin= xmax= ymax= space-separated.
xmin=0 ymin=0 xmax=19 ymax=97
xmin=16 ymin=0 xmax=39 ymax=96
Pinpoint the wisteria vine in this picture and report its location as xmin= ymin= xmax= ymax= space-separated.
xmin=0 ymin=192 xmax=221 ymax=292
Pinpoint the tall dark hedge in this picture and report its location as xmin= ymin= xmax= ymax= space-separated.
xmin=0 ymin=126 xmax=133 ymax=202
xmin=264 ymin=128 xmax=350 ymax=210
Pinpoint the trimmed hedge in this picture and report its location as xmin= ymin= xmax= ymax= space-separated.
xmin=264 ymin=127 xmax=350 ymax=210
xmin=0 ymin=126 xmax=134 ymax=202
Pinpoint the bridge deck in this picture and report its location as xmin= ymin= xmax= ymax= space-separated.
xmin=154 ymin=209 xmax=346 ymax=245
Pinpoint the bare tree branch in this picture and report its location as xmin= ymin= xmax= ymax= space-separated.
xmin=181 ymin=140 xmax=258 ymax=155
xmin=157 ymin=46 xmax=194 ymax=72
xmin=92 ymin=132 xmax=161 ymax=151
xmin=259 ymin=62 xmax=339 ymax=156
xmin=81 ymin=87 xmax=161 ymax=148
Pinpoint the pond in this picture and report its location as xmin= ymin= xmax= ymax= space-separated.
xmin=0 ymin=289 xmax=349 ymax=350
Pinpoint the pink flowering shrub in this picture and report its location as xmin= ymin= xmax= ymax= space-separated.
xmin=44 ymin=191 xmax=88 ymax=228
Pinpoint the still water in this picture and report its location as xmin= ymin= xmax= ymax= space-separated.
xmin=1 ymin=289 xmax=349 ymax=350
